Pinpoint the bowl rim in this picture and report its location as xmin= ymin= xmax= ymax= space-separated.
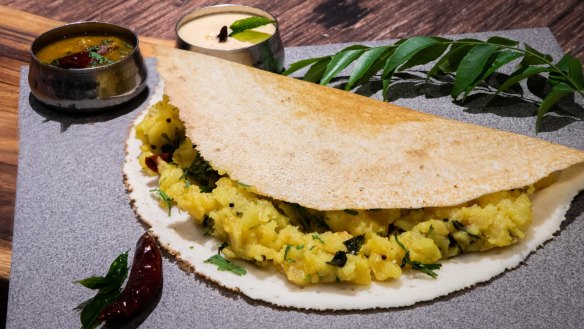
xmin=175 ymin=4 xmax=282 ymax=54
xmin=30 ymin=21 xmax=142 ymax=73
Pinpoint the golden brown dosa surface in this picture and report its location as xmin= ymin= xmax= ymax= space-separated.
xmin=152 ymin=45 xmax=584 ymax=211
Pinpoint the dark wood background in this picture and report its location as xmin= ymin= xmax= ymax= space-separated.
xmin=0 ymin=0 xmax=582 ymax=325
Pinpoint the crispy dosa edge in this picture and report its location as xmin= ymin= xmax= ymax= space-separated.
xmin=152 ymin=45 xmax=584 ymax=211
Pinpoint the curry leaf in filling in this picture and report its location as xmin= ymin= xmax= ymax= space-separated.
xmin=394 ymin=232 xmax=442 ymax=279
xmin=327 ymin=251 xmax=348 ymax=267
xmin=343 ymin=234 xmax=365 ymax=255
xmin=182 ymin=152 xmax=220 ymax=193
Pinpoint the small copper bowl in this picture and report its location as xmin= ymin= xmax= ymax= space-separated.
xmin=28 ymin=21 xmax=147 ymax=112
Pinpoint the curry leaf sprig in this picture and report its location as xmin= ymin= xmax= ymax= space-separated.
xmin=283 ymin=36 xmax=584 ymax=131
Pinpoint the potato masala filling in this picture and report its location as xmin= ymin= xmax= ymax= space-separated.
xmin=135 ymin=97 xmax=552 ymax=285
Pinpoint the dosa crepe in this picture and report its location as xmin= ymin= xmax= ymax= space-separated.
xmin=123 ymin=46 xmax=584 ymax=309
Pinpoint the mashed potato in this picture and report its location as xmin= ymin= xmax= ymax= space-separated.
xmin=135 ymin=97 xmax=539 ymax=285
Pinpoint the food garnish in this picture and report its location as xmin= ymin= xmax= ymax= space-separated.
xmin=98 ymin=233 xmax=163 ymax=324
xmin=204 ymin=243 xmax=247 ymax=276
xmin=229 ymin=16 xmax=275 ymax=37
xmin=394 ymin=232 xmax=442 ymax=279
xmin=77 ymin=252 xmax=128 ymax=329
xmin=76 ymin=232 xmax=162 ymax=328
xmin=150 ymin=188 xmax=173 ymax=216
xmin=283 ymin=36 xmax=584 ymax=131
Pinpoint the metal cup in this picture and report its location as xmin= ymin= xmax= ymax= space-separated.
xmin=28 ymin=21 xmax=148 ymax=112
xmin=175 ymin=4 xmax=284 ymax=73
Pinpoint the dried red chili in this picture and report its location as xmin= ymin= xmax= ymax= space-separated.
xmin=98 ymin=232 xmax=163 ymax=323
xmin=144 ymin=152 xmax=172 ymax=173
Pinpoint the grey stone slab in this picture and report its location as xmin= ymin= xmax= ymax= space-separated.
xmin=7 ymin=28 xmax=584 ymax=328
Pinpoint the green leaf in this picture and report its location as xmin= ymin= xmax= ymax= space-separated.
xmin=284 ymin=244 xmax=295 ymax=263
xmin=150 ymin=188 xmax=173 ymax=216
xmin=303 ymin=58 xmax=332 ymax=83
xmin=231 ymin=30 xmax=271 ymax=44
xmin=205 ymin=254 xmax=247 ymax=276
xmin=320 ymin=45 xmax=369 ymax=85
xmin=497 ymin=66 xmax=553 ymax=93
xmin=282 ymin=56 xmax=331 ymax=76
xmin=427 ymin=41 xmax=478 ymax=76
xmin=394 ymin=232 xmax=441 ymax=278
xmin=398 ymin=42 xmax=449 ymax=71
xmin=536 ymin=83 xmax=575 ymax=131
xmin=554 ymin=53 xmax=584 ymax=89
xmin=229 ymin=16 xmax=274 ymax=36
xmin=311 ymin=233 xmax=325 ymax=244
xmin=76 ymin=276 xmax=111 ymax=290
xmin=382 ymin=36 xmax=442 ymax=79
xmin=345 ymin=46 xmax=391 ymax=90
xmin=520 ymin=43 xmax=553 ymax=67
xmin=78 ymin=252 xmax=128 ymax=328
xmin=462 ymin=50 xmax=523 ymax=100
xmin=452 ymin=43 xmax=500 ymax=98
xmin=343 ymin=235 xmax=365 ymax=255
xmin=326 ymin=251 xmax=348 ymax=267
xmin=486 ymin=36 xmax=519 ymax=47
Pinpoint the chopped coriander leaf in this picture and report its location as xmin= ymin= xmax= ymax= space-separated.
xmin=284 ymin=244 xmax=295 ymax=263
xmin=295 ymin=244 xmax=304 ymax=250
xmin=150 ymin=188 xmax=173 ymax=216
xmin=311 ymin=233 xmax=325 ymax=244
xmin=326 ymin=251 xmax=348 ymax=267
xmin=204 ymin=254 xmax=246 ymax=276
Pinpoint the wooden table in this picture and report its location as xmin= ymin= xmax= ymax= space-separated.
xmin=0 ymin=0 xmax=582 ymax=324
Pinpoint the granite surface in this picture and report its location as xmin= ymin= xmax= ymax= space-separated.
xmin=8 ymin=28 xmax=584 ymax=328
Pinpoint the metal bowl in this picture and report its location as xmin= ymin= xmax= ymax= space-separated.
xmin=175 ymin=4 xmax=284 ymax=73
xmin=28 ymin=21 xmax=147 ymax=112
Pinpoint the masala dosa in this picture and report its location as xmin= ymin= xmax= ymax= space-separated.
xmin=152 ymin=45 xmax=584 ymax=211
xmin=123 ymin=45 xmax=584 ymax=309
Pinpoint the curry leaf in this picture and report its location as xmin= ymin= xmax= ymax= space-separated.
xmin=553 ymin=53 xmax=584 ymax=89
xmin=520 ymin=43 xmax=553 ymax=68
xmin=428 ymin=39 xmax=480 ymax=75
xmin=326 ymin=251 xmax=348 ymax=267
xmin=282 ymin=56 xmax=331 ymax=76
xmin=497 ymin=66 xmax=553 ymax=93
xmin=343 ymin=235 xmax=365 ymax=255
xmin=229 ymin=16 xmax=274 ymax=36
xmin=452 ymin=43 xmax=500 ymax=99
xmin=346 ymin=46 xmax=391 ymax=90
xmin=462 ymin=50 xmax=523 ymax=100
xmin=399 ymin=42 xmax=449 ymax=72
xmin=78 ymin=252 xmax=128 ymax=328
xmin=486 ymin=36 xmax=519 ymax=47
xmin=382 ymin=36 xmax=442 ymax=79
xmin=303 ymin=58 xmax=332 ymax=83
xmin=320 ymin=45 xmax=369 ymax=85
xmin=536 ymin=83 xmax=575 ymax=131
